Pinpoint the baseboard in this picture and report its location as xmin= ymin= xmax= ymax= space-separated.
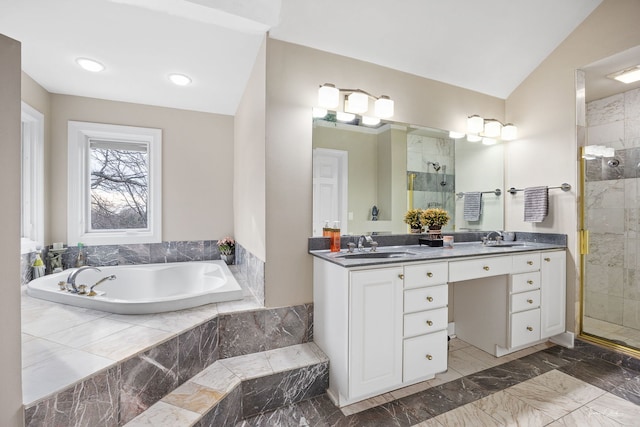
xmin=550 ymin=331 xmax=575 ymax=348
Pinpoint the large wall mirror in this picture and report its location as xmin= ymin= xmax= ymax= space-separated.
xmin=312 ymin=116 xmax=504 ymax=236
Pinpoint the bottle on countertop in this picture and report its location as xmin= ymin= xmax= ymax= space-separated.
xmin=76 ymin=243 xmax=85 ymax=267
xmin=32 ymin=251 xmax=45 ymax=279
xmin=330 ymin=221 xmax=341 ymax=252
xmin=322 ymin=220 xmax=332 ymax=237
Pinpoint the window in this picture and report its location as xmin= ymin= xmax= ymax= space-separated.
xmin=68 ymin=121 xmax=162 ymax=246
xmin=21 ymin=103 xmax=44 ymax=254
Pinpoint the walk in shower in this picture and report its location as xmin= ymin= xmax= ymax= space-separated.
xmin=581 ymin=80 xmax=640 ymax=353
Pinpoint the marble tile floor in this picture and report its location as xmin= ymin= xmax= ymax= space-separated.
xmin=239 ymin=338 xmax=640 ymax=426
xmin=584 ymin=316 xmax=640 ymax=351
xmin=21 ymin=265 xmax=262 ymax=405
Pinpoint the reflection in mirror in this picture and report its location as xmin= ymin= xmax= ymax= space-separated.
xmin=312 ymin=116 xmax=504 ymax=236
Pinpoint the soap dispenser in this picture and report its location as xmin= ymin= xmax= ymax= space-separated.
xmin=76 ymin=243 xmax=85 ymax=267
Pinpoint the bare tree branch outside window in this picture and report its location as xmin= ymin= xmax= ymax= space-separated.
xmin=90 ymin=140 xmax=149 ymax=230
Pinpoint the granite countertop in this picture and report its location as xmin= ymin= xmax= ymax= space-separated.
xmin=309 ymin=241 xmax=566 ymax=268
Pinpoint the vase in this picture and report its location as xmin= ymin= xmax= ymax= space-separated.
xmin=221 ymin=254 xmax=234 ymax=265
xmin=427 ymin=226 xmax=442 ymax=240
xmin=410 ymin=227 xmax=422 ymax=234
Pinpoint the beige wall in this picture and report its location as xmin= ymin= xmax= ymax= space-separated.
xmin=264 ymin=39 xmax=504 ymax=307
xmin=0 ymin=34 xmax=24 ymax=427
xmin=234 ymin=38 xmax=267 ymax=261
xmin=506 ymin=0 xmax=640 ymax=333
xmin=47 ymin=95 xmax=234 ymax=244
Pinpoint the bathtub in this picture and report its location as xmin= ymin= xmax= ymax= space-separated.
xmin=26 ymin=261 xmax=244 ymax=315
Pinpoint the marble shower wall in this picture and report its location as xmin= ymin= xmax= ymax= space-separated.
xmin=584 ymin=87 xmax=640 ymax=330
xmin=407 ymin=133 xmax=455 ymax=231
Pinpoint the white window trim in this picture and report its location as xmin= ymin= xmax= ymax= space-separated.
xmin=67 ymin=121 xmax=162 ymax=246
xmin=21 ymin=102 xmax=44 ymax=254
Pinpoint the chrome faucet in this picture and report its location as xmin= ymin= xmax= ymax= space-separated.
xmin=483 ymin=231 xmax=503 ymax=246
xmin=66 ymin=266 xmax=101 ymax=293
xmin=357 ymin=235 xmax=378 ymax=252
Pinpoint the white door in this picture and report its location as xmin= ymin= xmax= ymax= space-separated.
xmin=312 ymin=148 xmax=348 ymax=236
xmin=349 ymin=268 xmax=403 ymax=400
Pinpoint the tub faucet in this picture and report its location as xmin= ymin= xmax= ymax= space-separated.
xmin=66 ymin=266 xmax=101 ymax=293
xmin=88 ymin=274 xmax=117 ymax=296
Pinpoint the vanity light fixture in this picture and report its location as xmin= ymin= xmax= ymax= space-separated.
xmin=336 ymin=111 xmax=356 ymax=122
xmin=169 ymin=73 xmax=192 ymax=86
xmin=467 ymin=115 xmax=518 ymax=142
xmin=318 ymin=83 xmax=394 ymax=119
xmin=448 ymin=131 xmax=465 ymax=139
xmin=361 ymin=116 xmax=381 ymax=126
xmin=467 ymin=134 xmax=482 ymax=143
xmin=312 ymin=107 xmax=328 ymax=118
xmin=76 ymin=57 xmax=105 ymax=72
xmin=482 ymin=137 xmax=497 ymax=146
xmin=607 ymin=65 xmax=640 ymax=84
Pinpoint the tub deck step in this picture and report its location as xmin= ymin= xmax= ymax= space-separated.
xmin=124 ymin=342 xmax=329 ymax=426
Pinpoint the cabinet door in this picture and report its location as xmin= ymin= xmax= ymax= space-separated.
xmin=540 ymin=250 xmax=566 ymax=339
xmin=349 ymin=268 xmax=403 ymax=399
xmin=403 ymin=330 xmax=448 ymax=383
xmin=510 ymin=308 xmax=541 ymax=348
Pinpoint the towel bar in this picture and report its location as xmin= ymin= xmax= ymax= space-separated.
xmin=456 ymin=189 xmax=502 ymax=198
xmin=507 ymin=183 xmax=571 ymax=195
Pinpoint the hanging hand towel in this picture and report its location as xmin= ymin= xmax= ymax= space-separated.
xmin=524 ymin=186 xmax=549 ymax=222
xmin=463 ymin=192 xmax=482 ymax=221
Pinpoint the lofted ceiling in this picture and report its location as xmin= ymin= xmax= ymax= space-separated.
xmin=2 ymin=0 xmax=623 ymax=116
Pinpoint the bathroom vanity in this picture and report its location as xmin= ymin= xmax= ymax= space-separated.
xmin=311 ymin=241 xmax=566 ymax=407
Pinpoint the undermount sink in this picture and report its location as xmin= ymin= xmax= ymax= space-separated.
xmin=337 ymin=251 xmax=417 ymax=259
xmin=484 ymin=243 xmax=526 ymax=248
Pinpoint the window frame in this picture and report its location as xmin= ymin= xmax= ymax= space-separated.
xmin=21 ymin=102 xmax=44 ymax=254
xmin=67 ymin=121 xmax=162 ymax=246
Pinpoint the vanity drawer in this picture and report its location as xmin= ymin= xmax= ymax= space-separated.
xmin=404 ymin=284 xmax=448 ymax=313
xmin=512 ymin=253 xmax=541 ymax=273
xmin=404 ymin=307 xmax=448 ymax=337
xmin=511 ymin=289 xmax=540 ymax=313
xmin=448 ymin=256 xmax=511 ymax=282
xmin=511 ymin=272 xmax=541 ymax=293
xmin=404 ymin=262 xmax=448 ymax=289
xmin=403 ymin=329 xmax=448 ymax=383
xmin=510 ymin=308 xmax=541 ymax=348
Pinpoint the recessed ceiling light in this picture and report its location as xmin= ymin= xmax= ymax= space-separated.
xmin=76 ymin=57 xmax=105 ymax=72
xmin=169 ymin=73 xmax=192 ymax=86
xmin=607 ymin=65 xmax=640 ymax=84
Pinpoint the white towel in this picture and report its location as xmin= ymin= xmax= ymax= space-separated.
xmin=463 ymin=192 xmax=482 ymax=221
xmin=524 ymin=186 xmax=549 ymax=222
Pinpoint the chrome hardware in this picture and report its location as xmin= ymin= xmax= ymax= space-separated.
xmin=399 ymin=274 xmax=404 ymax=279
xmin=426 ymin=272 xmax=433 ymax=278
xmin=58 ymin=281 xmax=67 ymax=291
xmin=544 ymin=257 xmax=551 ymax=262
xmin=527 ymin=299 xmax=533 ymax=304
xmin=426 ymin=296 xmax=433 ymax=302
xmin=527 ymin=260 xmax=533 ymax=265
xmin=78 ymin=284 xmax=87 ymax=294
xmin=426 ymin=320 xmax=433 ymax=326
xmin=527 ymin=280 xmax=534 ymax=285
xmin=483 ymin=266 xmax=490 ymax=271
xmin=425 ymin=354 xmax=433 ymax=360
xmin=88 ymin=274 xmax=117 ymax=297
xmin=66 ymin=266 xmax=102 ymax=293
xmin=526 ymin=326 xmax=533 ymax=331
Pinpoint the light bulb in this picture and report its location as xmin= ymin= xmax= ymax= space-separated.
xmin=346 ymin=92 xmax=369 ymax=114
xmin=375 ymin=96 xmax=394 ymax=118
xmin=467 ymin=115 xmax=484 ymax=134
xmin=318 ymin=84 xmax=339 ymax=109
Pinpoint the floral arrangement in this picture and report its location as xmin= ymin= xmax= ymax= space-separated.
xmin=403 ymin=209 xmax=424 ymax=229
xmin=421 ymin=208 xmax=450 ymax=228
xmin=217 ymin=236 xmax=235 ymax=255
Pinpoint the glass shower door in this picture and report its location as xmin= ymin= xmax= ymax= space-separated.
xmin=582 ymin=143 xmax=640 ymax=352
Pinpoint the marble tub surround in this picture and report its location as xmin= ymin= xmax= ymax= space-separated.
xmin=125 ymin=343 xmax=328 ymax=426
xmin=308 ymin=231 xmax=567 ymax=252
xmin=239 ymin=339 xmax=640 ymax=426
xmin=22 ymin=262 xmax=310 ymax=426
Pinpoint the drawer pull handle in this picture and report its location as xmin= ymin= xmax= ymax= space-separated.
xmin=425 ymin=354 xmax=433 ymax=360
xmin=426 ymin=320 xmax=433 ymax=326
xmin=426 ymin=296 xmax=433 ymax=302
xmin=426 ymin=272 xmax=433 ymax=278
xmin=526 ymin=326 xmax=533 ymax=332
xmin=544 ymin=257 xmax=551 ymax=262
xmin=483 ymin=266 xmax=490 ymax=271
xmin=399 ymin=274 xmax=404 ymax=279
xmin=527 ymin=299 xmax=533 ymax=304
xmin=527 ymin=280 xmax=534 ymax=285
xmin=527 ymin=261 xmax=533 ymax=265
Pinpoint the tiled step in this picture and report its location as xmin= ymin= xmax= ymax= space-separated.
xmin=125 ymin=343 xmax=329 ymax=426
